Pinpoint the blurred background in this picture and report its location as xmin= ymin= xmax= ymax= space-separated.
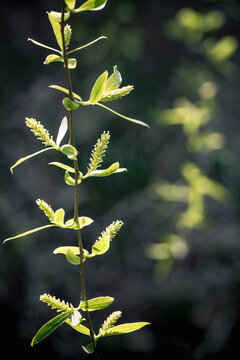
xmin=1 ymin=0 xmax=240 ymax=359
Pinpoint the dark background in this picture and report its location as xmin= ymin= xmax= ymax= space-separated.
xmin=1 ymin=0 xmax=240 ymax=359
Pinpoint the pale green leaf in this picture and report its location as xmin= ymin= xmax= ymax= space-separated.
xmin=60 ymin=144 xmax=78 ymax=158
xmin=53 ymin=246 xmax=80 ymax=255
xmin=73 ymin=0 xmax=108 ymax=13
xmin=66 ymin=249 xmax=81 ymax=265
xmin=54 ymin=208 xmax=65 ymax=226
xmin=68 ymin=58 xmax=77 ymax=69
xmin=28 ymin=38 xmax=61 ymax=54
xmin=104 ymin=65 xmax=122 ymax=93
xmin=82 ymin=342 xmax=95 ymax=354
xmin=48 ymin=11 xmax=70 ymax=23
xmin=49 ymin=85 xmax=82 ymax=101
xmin=62 ymin=97 xmax=80 ymax=110
xmin=101 ymin=322 xmax=150 ymax=337
xmin=89 ymin=71 xmax=108 ymax=105
xmin=88 ymin=162 xmax=127 ymax=177
xmin=56 ymin=116 xmax=68 ymax=146
xmin=80 ymin=296 xmax=114 ymax=312
xmin=3 ymin=224 xmax=55 ymax=243
xmin=67 ymin=36 xmax=107 ymax=55
xmin=49 ymin=161 xmax=75 ymax=173
xmin=47 ymin=12 xmax=63 ymax=50
xmin=31 ymin=311 xmax=72 ymax=346
xmin=97 ymin=103 xmax=150 ymax=128
xmin=65 ymin=319 xmax=90 ymax=336
xmin=91 ymin=234 xmax=110 ymax=256
xmin=65 ymin=0 xmax=76 ymax=10
xmin=44 ymin=54 xmax=62 ymax=65
xmin=64 ymin=216 xmax=94 ymax=230
xmin=64 ymin=170 xmax=81 ymax=186
xmin=70 ymin=310 xmax=82 ymax=326
xmin=10 ymin=147 xmax=54 ymax=174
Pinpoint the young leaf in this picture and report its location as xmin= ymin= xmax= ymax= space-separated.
xmin=3 ymin=224 xmax=55 ymax=243
xmin=49 ymin=161 xmax=75 ymax=173
xmin=31 ymin=311 xmax=72 ymax=346
xmin=97 ymin=102 xmax=150 ymax=128
xmin=47 ymin=12 xmax=63 ymax=50
xmin=28 ymin=38 xmax=61 ymax=54
xmin=71 ymin=310 xmax=82 ymax=326
xmin=65 ymin=0 xmax=76 ymax=11
xmin=48 ymin=11 xmax=70 ymax=22
xmin=89 ymin=71 xmax=108 ymax=105
xmin=49 ymin=85 xmax=82 ymax=101
xmin=68 ymin=58 xmax=77 ymax=69
xmin=62 ymin=97 xmax=80 ymax=110
xmin=66 ymin=249 xmax=81 ymax=265
xmin=10 ymin=147 xmax=54 ymax=174
xmin=91 ymin=234 xmax=110 ymax=256
xmin=87 ymin=162 xmax=127 ymax=178
xmin=60 ymin=144 xmax=78 ymax=158
xmin=67 ymin=36 xmax=107 ymax=55
xmin=80 ymin=297 xmax=114 ymax=312
xmin=73 ymin=0 xmax=108 ymax=13
xmin=53 ymin=208 xmax=65 ymax=226
xmin=82 ymin=342 xmax=95 ymax=354
xmin=53 ymin=246 xmax=80 ymax=255
xmin=64 ymin=216 xmax=94 ymax=230
xmin=44 ymin=54 xmax=62 ymax=65
xmin=65 ymin=319 xmax=90 ymax=336
xmin=56 ymin=116 xmax=68 ymax=146
xmin=64 ymin=170 xmax=80 ymax=186
xmin=104 ymin=65 xmax=122 ymax=93
xmin=100 ymin=322 xmax=150 ymax=337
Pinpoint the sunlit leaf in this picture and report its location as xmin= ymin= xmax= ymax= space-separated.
xmin=56 ymin=117 xmax=68 ymax=146
xmin=66 ymin=249 xmax=81 ymax=265
xmin=64 ymin=170 xmax=81 ymax=186
xmin=31 ymin=311 xmax=72 ymax=346
xmin=91 ymin=234 xmax=110 ymax=255
xmin=65 ymin=319 xmax=90 ymax=336
xmin=64 ymin=216 xmax=94 ymax=230
xmin=65 ymin=0 xmax=76 ymax=10
xmin=67 ymin=36 xmax=107 ymax=55
xmin=49 ymin=85 xmax=82 ymax=101
xmin=88 ymin=162 xmax=127 ymax=177
xmin=48 ymin=11 xmax=70 ymax=22
xmin=28 ymin=38 xmax=61 ymax=54
xmin=44 ymin=54 xmax=62 ymax=65
xmin=104 ymin=65 xmax=122 ymax=93
xmin=60 ymin=144 xmax=78 ymax=158
xmin=89 ymin=71 xmax=108 ymax=104
xmin=80 ymin=297 xmax=114 ymax=311
xmin=10 ymin=147 xmax=54 ymax=174
xmin=71 ymin=310 xmax=82 ymax=326
xmin=48 ymin=12 xmax=63 ymax=50
xmin=49 ymin=161 xmax=75 ymax=173
xmin=97 ymin=103 xmax=149 ymax=128
xmin=82 ymin=342 xmax=95 ymax=354
xmin=62 ymin=97 xmax=80 ymax=110
xmin=73 ymin=0 xmax=108 ymax=13
xmin=3 ymin=224 xmax=55 ymax=243
xmin=100 ymin=322 xmax=150 ymax=337
xmin=54 ymin=208 xmax=65 ymax=226
xmin=68 ymin=58 xmax=77 ymax=69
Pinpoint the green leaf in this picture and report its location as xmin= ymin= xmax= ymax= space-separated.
xmin=67 ymin=36 xmax=107 ymax=55
xmin=64 ymin=170 xmax=81 ymax=186
xmin=48 ymin=11 xmax=70 ymax=23
xmin=60 ymin=144 xmax=78 ymax=158
xmin=73 ymin=0 xmax=108 ymax=13
xmin=100 ymin=322 xmax=150 ymax=337
xmin=56 ymin=116 xmax=68 ymax=147
xmin=49 ymin=85 xmax=82 ymax=101
xmin=91 ymin=234 xmax=110 ymax=256
xmin=3 ymin=224 xmax=55 ymax=243
xmin=89 ymin=71 xmax=108 ymax=105
xmin=80 ymin=296 xmax=114 ymax=312
xmin=31 ymin=311 xmax=72 ymax=346
xmin=82 ymin=342 xmax=95 ymax=354
xmin=65 ymin=0 xmax=76 ymax=10
xmin=44 ymin=54 xmax=62 ymax=65
xmin=54 ymin=208 xmax=65 ymax=226
xmin=66 ymin=249 xmax=81 ymax=265
xmin=62 ymin=97 xmax=80 ymax=110
xmin=97 ymin=103 xmax=150 ymax=128
xmin=65 ymin=319 xmax=90 ymax=336
xmin=53 ymin=246 xmax=80 ymax=255
xmin=104 ymin=65 xmax=122 ymax=93
xmin=88 ymin=162 xmax=127 ymax=177
xmin=47 ymin=12 xmax=63 ymax=50
xmin=28 ymin=38 xmax=61 ymax=54
xmin=49 ymin=161 xmax=75 ymax=173
xmin=10 ymin=147 xmax=54 ymax=174
xmin=68 ymin=58 xmax=77 ymax=69
xmin=64 ymin=216 xmax=94 ymax=230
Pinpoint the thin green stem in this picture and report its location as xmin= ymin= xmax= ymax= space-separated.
xmin=60 ymin=1 xmax=98 ymax=356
